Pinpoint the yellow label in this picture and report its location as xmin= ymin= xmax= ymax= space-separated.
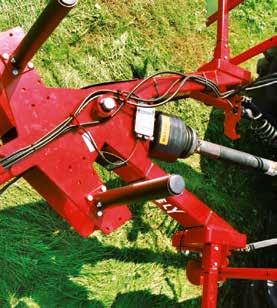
xmin=159 ymin=115 xmax=170 ymax=145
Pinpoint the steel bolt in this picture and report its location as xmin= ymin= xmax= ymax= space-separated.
xmin=100 ymin=97 xmax=116 ymax=112
xmin=97 ymin=211 xmax=103 ymax=217
xmin=214 ymin=262 xmax=218 ymax=267
xmin=101 ymin=185 xmax=107 ymax=192
xmin=10 ymin=57 xmax=16 ymax=64
xmin=214 ymin=245 xmax=219 ymax=251
xmin=28 ymin=62 xmax=34 ymax=69
xmin=12 ymin=69 xmax=19 ymax=76
xmin=86 ymin=194 xmax=93 ymax=202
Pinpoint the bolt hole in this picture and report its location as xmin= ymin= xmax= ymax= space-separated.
xmin=22 ymin=87 xmax=26 ymax=92
xmin=68 ymin=165 xmax=72 ymax=170
xmin=9 ymin=33 xmax=13 ymax=37
xmin=78 ymin=180 xmax=82 ymax=185
xmin=118 ymin=217 xmax=122 ymax=222
xmin=31 ymin=103 xmax=35 ymax=107
xmin=232 ymin=107 xmax=239 ymax=114
xmin=82 ymin=156 xmax=86 ymax=160
xmin=46 ymin=96 xmax=50 ymax=100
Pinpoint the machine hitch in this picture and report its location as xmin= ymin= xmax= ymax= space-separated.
xmin=0 ymin=1 xmax=276 ymax=307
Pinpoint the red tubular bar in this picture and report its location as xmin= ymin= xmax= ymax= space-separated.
xmin=231 ymin=35 xmax=277 ymax=65
xmin=213 ymin=0 xmax=230 ymax=60
xmin=220 ymin=268 xmax=277 ymax=280
xmin=201 ymin=244 xmax=223 ymax=308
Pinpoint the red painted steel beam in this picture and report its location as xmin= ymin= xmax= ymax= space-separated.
xmin=213 ymin=0 xmax=230 ymax=60
xmin=201 ymin=244 xmax=223 ymax=308
xmin=230 ymin=35 xmax=277 ymax=65
xmin=220 ymin=267 xmax=277 ymax=280
xmin=207 ymin=0 xmax=244 ymax=26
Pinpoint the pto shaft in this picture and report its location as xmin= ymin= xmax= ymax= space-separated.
xmin=150 ymin=114 xmax=277 ymax=176
xmin=196 ymin=140 xmax=277 ymax=176
xmin=12 ymin=0 xmax=77 ymax=71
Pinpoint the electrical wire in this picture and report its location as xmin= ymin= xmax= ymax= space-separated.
xmin=126 ymin=76 xmax=192 ymax=108
xmin=0 ymin=70 xmax=275 ymax=170
xmin=79 ymin=125 xmax=139 ymax=167
xmin=221 ymin=73 xmax=277 ymax=98
xmin=0 ymin=90 xmax=118 ymax=169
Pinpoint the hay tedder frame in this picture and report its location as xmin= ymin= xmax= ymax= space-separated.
xmin=0 ymin=0 xmax=276 ymax=307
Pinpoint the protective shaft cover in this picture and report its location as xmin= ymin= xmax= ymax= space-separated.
xmin=150 ymin=113 xmax=197 ymax=162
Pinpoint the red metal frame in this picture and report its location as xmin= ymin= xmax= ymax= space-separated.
xmin=0 ymin=1 xmax=276 ymax=307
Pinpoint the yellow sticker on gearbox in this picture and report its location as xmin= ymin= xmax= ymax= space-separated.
xmin=159 ymin=115 xmax=170 ymax=145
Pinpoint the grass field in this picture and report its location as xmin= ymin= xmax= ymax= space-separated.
xmin=0 ymin=0 xmax=276 ymax=307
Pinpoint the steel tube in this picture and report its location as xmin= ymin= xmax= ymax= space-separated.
xmin=12 ymin=0 xmax=77 ymax=70
xmin=220 ymin=267 xmax=277 ymax=281
xmin=93 ymin=175 xmax=185 ymax=206
xmin=214 ymin=0 xmax=229 ymax=60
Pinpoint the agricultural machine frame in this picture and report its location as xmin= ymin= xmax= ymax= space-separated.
xmin=0 ymin=0 xmax=276 ymax=307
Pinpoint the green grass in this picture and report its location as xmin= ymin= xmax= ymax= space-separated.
xmin=0 ymin=0 xmax=276 ymax=307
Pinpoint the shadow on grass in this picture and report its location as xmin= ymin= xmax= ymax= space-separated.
xmin=0 ymin=198 xmax=196 ymax=308
xmin=104 ymin=176 xmax=152 ymax=242
xmin=111 ymin=290 xmax=201 ymax=307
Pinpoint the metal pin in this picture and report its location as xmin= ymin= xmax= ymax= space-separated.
xmin=28 ymin=62 xmax=34 ymax=69
xmin=12 ymin=69 xmax=19 ymax=76
xmin=100 ymin=97 xmax=116 ymax=112
xmin=86 ymin=194 xmax=93 ymax=202
xmin=97 ymin=211 xmax=103 ymax=217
